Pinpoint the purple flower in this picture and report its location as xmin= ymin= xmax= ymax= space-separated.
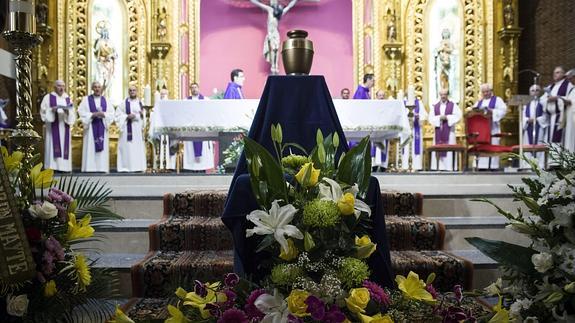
xmin=218 ymin=308 xmax=248 ymax=323
xmin=205 ymin=303 xmax=222 ymax=318
xmin=426 ymin=284 xmax=438 ymax=299
xmin=453 ymin=285 xmax=463 ymax=303
xmin=305 ymin=295 xmax=325 ymax=320
xmin=221 ymin=289 xmax=237 ymax=309
xmin=224 ymin=273 xmax=240 ymax=287
xmin=45 ymin=237 xmax=65 ymax=261
xmin=244 ymin=289 xmax=266 ymax=321
xmin=363 ymin=280 xmax=391 ymax=307
xmin=323 ymin=305 xmax=346 ymax=323
xmin=441 ymin=306 xmax=469 ymax=323
xmin=194 ymin=280 xmax=207 ymax=297
xmin=287 ymin=314 xmax=303 ymax=323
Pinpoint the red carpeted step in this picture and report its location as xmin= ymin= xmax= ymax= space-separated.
xmin=386 ymin=216 xmax=445 ymax=250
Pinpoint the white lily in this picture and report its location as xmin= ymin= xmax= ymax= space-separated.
xmin=246 ymin=200 xmax=303 ymax=253
xmin=255 ymin=289 xmax=290 ymax=323
xmin=318 ymin=178 xmax=371 ymax=218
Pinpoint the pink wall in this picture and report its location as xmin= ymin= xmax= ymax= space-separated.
xmin=200 ymin=0 xmax=353 ymax=99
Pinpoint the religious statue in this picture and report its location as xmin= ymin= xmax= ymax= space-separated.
xmin=386 ymin=14 xmax=397 ymax=42
xmin=93 ymin=20 xmax=117 ymax=94
xmin=503 ymin=0 xmax=514 ymax=28
xmin=250 ymin=0 xmax=299 ymax=75
xmin=36 ymin=1 xmax=49 ymax=27
xmin=156 ymin=7 xmax=168 ymax=41
xmin=434 ymin=28 xmax=454 ymax=96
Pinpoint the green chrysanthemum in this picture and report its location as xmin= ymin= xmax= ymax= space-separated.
xmin=271 ymin=264 xmax=304 ymax=286
xmin=282 ymin=155 xmax=310 ymax=171
xmin=337 ymin=257 xmax=371 ymax=289
xmin=302 ymin=199 xmax=340 ymax=227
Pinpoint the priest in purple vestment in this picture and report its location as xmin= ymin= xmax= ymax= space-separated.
xmin=184 ymin=82 xmax=215 ymax=171
xmin=224 ymin=68 xmax=245 ymax=99
xmin=353 ymin=73 xmax=374 ymax=99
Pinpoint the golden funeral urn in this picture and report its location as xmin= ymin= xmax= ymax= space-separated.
xmin=282 ymin=30 xmax=314 ymax=75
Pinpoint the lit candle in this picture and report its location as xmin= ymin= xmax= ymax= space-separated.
xmin=8 ymin=0 xmax=36 ymax=33
xmin=397 ymin=89 xmax=404 ymax=102
xmin=407 ymin=85 xmax=415 ymax=105
xmin=144 ymin=84 xmax=152 ymax=106
xmin=154 ymin=90 xmax=160 ymax=105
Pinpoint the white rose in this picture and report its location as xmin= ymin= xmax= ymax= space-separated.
xmin=532 ymin=252 xmax=553 ymax=273
xmin=6 ymin=294 xmax=28 ymax=317
xmin=28 ymin=201 xmax=58 ymax=220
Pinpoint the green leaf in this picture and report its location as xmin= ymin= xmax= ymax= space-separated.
xmin=466 ymin=237 xmax=537 ymax=275
xmin=256 ymin=234 xmax=276 ymax=253
xmin=304 ymin=232 xmax=315 ymax=251
xmin=336 ymin=136 xmax=372 ymax=198
xmin=243 ymin=137 xmax=287 ymax=208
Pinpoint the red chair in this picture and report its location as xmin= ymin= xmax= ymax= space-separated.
xmin=465 ymin=110 xmax=513 ymax=171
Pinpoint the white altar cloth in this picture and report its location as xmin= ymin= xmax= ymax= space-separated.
xmin=150 ymin=99 xmax=410 ymax=142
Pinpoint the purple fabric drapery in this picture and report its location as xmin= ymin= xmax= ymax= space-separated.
xmin=476 ymin=96 xmax=497 ymax=111
xmin=352 ymin=85 xmax=370 ymax=99
xmin=88 ymin=95 xmax=107 ymax=152
xmin=525 ymin=100 xmax=543 ymax=145
xmin=224 ymin=82 xmax=243 ymax=99
xmin=124 ymin=99 xmax=134 ymax=141
xmin=548 ymin=79 xmax=570 ymax=143
xmin=49 ymin=94 xmax=71 ymax=159
xmin=434 ymin=101 xmax=454 ymax=157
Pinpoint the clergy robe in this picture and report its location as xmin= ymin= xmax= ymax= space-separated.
xmin=400 ymin=99 xmax=428 ymax=170
xmin=545 ymin=79 xmax=573 ymax=146
xmin=40 ymin=92 xmax=76 ymax=172
xmin=183 ymin=94 xmax=215 ymax=171
xmin=428 ymin=100 xmax=462 ymax=171
xmin=0 ymin=100 xmax=7 ymax=128
xmin=353 ymin=85 xmax=370 ymax=99
xmin=78 ymin=95 xmax=114 ymax=172
xmin=224 ymin=82 xmax=243 ymax=99
xmin=521 ymin=98 xmax=549 ymax=169
xmin=564 ymin=87 xmax=575 ymax=153
xmin=115 ymin=98 xmax=146 ymax=172
xmin=474 ymin=96 xmax=507 ymax=169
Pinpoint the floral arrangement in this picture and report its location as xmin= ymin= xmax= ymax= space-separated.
xmin=0 ymin=147 xmax=122 ymax=322
xmin=468 ymin=146 xmax=575 ymax=322
xmin=107 ymin=125 xmax=491 ymax=323
xmin=222 ymin=132 xmax=247 ymax=168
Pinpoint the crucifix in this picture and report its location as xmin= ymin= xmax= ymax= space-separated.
xmin=250 ymin=0 xmax=299 ymax=74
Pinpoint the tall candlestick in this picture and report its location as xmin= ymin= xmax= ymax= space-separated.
xmin=144 ymin=84 xmax=151 ymax=106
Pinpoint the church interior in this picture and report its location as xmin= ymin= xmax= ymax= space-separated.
xmin=0 ymin=0 xmax=574 ymax=322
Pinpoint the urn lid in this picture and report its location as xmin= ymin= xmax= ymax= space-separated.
xmin=282 ymin=30 xmax=313 ymax=51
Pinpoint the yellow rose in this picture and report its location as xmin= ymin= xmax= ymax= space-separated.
xmin=345 ymin=287 xmax=370 ymax=313
xmin=338 ymin=192 xmax=355 ymax=216
xmin=295 ymin=162 xmax=320 ymax=188
xmin=279 ymin=238 xmax=299 ymax=261
xmin=355 ymin=235 xmax=377 ymax=259
xmin=359 ymin=313 xmax=394 ymax=323
xmin=44 ymin=280 xmax=57 ymax=297
xmin=287 ymin=289 xmax=310 ymax=317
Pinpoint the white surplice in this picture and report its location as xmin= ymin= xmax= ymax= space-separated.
xmin=373 ymin=142 xmax=389 ymax=169
xmin=475 ymin=96 xmax=507 ymax=169
xmin=78 ymin=95 xmax=114 ymax=172
xmin=183 ymin=95 xmax=215 ymax=171
xmin=564 ymin=88 xmax=575 ymax=153
xmin=545 ymin=79 xmax=574 ymax=146
xmin=401 ymin=103 xmax=428 ymax=170
xmin=428 ymin=101 xmax=462 ymax=171
xmin=40 ymin=92 xmax=76 ymax=172
xmin=115 ymin=98 xmax=146 ymax=172
xmin=520 ymin=98 xmax=549 ymax=169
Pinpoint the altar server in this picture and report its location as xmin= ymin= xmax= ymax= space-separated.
xmin=353 ymin=73 xmax=374 ymax=99
xmin=428 ymin=89 xmax=462 ymax=171
xmin=562 ymin=69 xmax=575 ymax=153
xmin=521 ymin=85 xmax=549 ymax=168
xmin=401 ymin=98 xmax=427 ymax=170
xmin=474 ymin=83 xmax=507 ymax=169
xmin=184 ymin=82 xmax=215 ymax=171
xmin=116 ymin=85 xmax=146 ymax=172
xmin=224 ymin=69 xmax=245 ymax=99
xmin=545 ymin=66 xmax=573 ymax=147
xmin=79 ymin=81 xmax=114 ymax=172
xmin=40 ymin=80 xmax=76 ymax=172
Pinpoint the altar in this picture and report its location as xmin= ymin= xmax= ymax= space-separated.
xmin=149 ymin=96 xmax=411 ymax=170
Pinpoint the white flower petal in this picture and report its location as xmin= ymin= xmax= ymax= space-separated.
xmin=275 ymin=204 xmax=298 ymax=227
xmin=354 ymin=200 xmax=372 ymax=217
xmin=281 ymin=225 xmax=303 ymax=240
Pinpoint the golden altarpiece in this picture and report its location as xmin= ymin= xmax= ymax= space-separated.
xmin=31 ymin=0 xmax=520 ymax=169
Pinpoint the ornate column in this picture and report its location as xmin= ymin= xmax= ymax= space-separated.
xmin=2 ymin=0 xmax=42 ymax=206
xmin=381 ymin=0 xmax=402 ymax=98
xmin=32 ymin=0 xmax=52 ymax=137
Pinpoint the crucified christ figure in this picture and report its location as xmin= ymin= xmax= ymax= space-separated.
xmin=250 ymin=0 xmax=299 ymax=74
